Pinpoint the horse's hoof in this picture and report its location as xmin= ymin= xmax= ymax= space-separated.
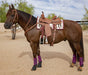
xmin=41 ymin=42 xmax=43 ymax=44
xmin=78 ymin=67 xmax=82 ymax=71
xmin=31 ymin=65 xmax=37 ymax=71
xmin=40 ymin=38 xmax=43 ymax=44
xmin=70 ymin=63 xmax=75 ymax=67
xmin=37 ymin=62 xmax=42 ymax=68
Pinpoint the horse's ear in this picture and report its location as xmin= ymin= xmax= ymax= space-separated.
xmin=42 ymin=11 xmax=44 ymax=14
xmin=9 ymin=5 xmax=11 ymax=10
xmin=11 ymin=4 xmax=15 ymax=9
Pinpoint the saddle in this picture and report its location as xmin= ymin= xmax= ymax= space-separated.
xmin=39 ymin=12 xmax=61 ymax=26
xmin=37 ymin=12 xmax=62 ymax=46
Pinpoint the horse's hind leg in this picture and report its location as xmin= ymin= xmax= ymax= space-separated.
xmin=37 ymin=42 xmax=42 ymax=67
xmin=73 ymin=42 xmax=84 ymax=71
xmin=30 ymin=42 xmax=38 ymax=71
xmin=68 ymin=41 xmax=76 ymax=67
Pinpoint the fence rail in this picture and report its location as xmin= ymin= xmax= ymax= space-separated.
xmin=76 ymin=21 xmax=88 ymax=22
xmin=76 ymin=21 xmax=88 ymax=25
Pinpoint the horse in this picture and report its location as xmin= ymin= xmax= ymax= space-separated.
xmin=4 ymin=4 xmax=84 ymax=71
xmin=11 ymin=24 xmax=16 ymax=39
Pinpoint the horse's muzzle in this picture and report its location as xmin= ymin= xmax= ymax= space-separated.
xmin=4 ymin=23 xmax=12 ymax=29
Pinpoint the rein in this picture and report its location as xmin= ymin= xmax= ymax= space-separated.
xmin=24 ymin=15 xmax=37 ymax=34
xmin=24 ymin=15 xmax=32 ymax=30
xmin=25 ymin=24 xmax=36 ymax=34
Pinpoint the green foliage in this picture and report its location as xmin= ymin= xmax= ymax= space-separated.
xmin=47 ymin=13 xmax=56 ymax=19
xmin=58 ymin=15 xmax=63 ymax=19
xmin=82 ymin=7 xmax=88 ymax=21
xmin=16 ymin=0 xmax=34 ymax=15
xmin=0 ymin=1 xmax=9 ymax=22
xmin=81 ymin=7 xmax=88 ymax=30
xmin=47 ymin=13 xmax=63 ymax=19
xmin=0 ymin=0 xmax=34 ymax=22
xmin=81 ymin=25 xmax=88 ymax=30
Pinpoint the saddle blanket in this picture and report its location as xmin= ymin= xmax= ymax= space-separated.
xmin=49 ymin=19 xmax=64 ymax=29
xmin=37 ymin=18 xmax=64 ymax=30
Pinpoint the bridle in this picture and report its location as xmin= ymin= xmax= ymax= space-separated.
xmin=12 ymin=9 xmax=18 ymax=23
xmin=12 ymin=9 xmax=36 ymax=34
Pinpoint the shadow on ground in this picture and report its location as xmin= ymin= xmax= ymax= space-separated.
xmin=19 ymin=51 xmax=72 ymax=64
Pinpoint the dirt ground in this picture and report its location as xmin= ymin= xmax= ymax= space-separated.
xmin=0 ymin=23 xmax=88 ymax=75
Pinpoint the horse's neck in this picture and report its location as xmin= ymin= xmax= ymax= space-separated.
xmin=17 ymin=10 xmax=33 ymax=30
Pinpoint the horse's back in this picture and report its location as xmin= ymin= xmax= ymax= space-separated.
xmin=64 ymin=20 xmax=82 ymax=31
xmin=63 ymin=20 xmax=82 ymax=42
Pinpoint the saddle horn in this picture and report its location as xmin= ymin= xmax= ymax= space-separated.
xmin=41 ymin=11 xmax=45 ymax=19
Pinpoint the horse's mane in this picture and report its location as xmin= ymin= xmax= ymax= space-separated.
xmin=17 ymin=9 xmax=37 ymax=25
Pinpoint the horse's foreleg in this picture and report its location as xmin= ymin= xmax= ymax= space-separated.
xmin=73 ymin=42 xmax=84 ymax=71
xmin=68 ymin=41 xmax=76 ymax=67
xmin=37 ymin=42 xmax=42 ymax=67
xmin=30 ymin=42 xmax=38 ymax=71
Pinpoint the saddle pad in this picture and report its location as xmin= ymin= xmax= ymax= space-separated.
xmin=37 ymin=17 xmax=41 ymax=29
xmin=49 ymin=19 xmax=64 ymax=29
xmin=37 ymin=24 xmax=41 ymax=29
xmin=56 ymin=19 xmax=64 ymax=29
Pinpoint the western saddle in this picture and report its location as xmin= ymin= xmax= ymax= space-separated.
xmin=38 ymin=11 xmax=61 ymax=46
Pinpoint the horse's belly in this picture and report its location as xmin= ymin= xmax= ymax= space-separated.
xmin=53 ymin=31 xmax=66 ymax=43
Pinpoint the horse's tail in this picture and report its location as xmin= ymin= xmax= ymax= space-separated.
xmin=77 ymin=33 xmax=84 ymax=61
xmin=80 ymin=34 xmax=84 ymax=61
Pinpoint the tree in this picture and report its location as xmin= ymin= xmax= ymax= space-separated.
xmin=0 ymin=0 xmax=34 ymax=22
xmin=47 ymin=13 xmax=56 ymax=19
xmin=0 ymin=0 xmax=9 ymax=22
xmin=82 ymin=7 xmax=88 ymax=21
xmin=47 ymin=13 xmax=63 ymax=19
xmin=16 ymin=0 xmax=34 ymax=15
xmin=58 ymin=15 xmax=63 ymax=19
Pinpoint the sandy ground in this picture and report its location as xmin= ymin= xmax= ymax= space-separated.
xmin=0 ymin=23 xmax=88 ymax=75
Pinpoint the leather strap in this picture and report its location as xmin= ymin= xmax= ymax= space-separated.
xmin=24 ymin=15 xmax=32 ymax=30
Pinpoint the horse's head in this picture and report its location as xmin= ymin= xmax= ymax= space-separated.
xmin=4 ymin=4 xmax=18 ymax=29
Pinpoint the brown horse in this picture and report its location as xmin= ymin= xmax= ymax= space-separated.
xmin=4 ymin=5 xmax=84 ymax=71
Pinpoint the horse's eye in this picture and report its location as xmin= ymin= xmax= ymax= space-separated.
xmin=11 ymin=15 xmax=14 ymax=17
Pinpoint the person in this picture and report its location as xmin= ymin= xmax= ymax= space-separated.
xmin=11 ymin=24 xmax=16 ymax=39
